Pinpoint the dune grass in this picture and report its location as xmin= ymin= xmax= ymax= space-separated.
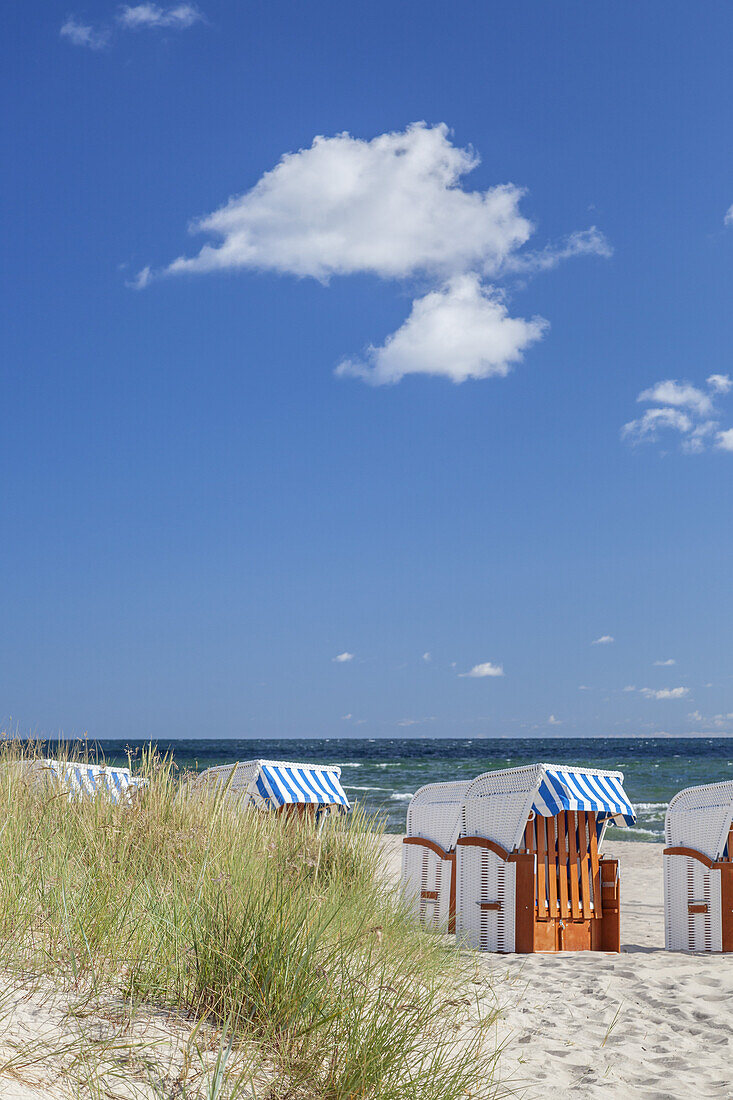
xmin=0 ymin=742 xmax=500 ymax=1099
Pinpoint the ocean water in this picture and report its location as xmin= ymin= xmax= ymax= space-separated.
xmin=50 ymin=736 xmax=733 ymax=843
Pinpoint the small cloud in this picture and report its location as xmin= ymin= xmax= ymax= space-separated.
xmin=548 ymin=714 xmax=562 ymax=726
xmin=640 ymin=686 xmax=689 ymax=700
xmin=622 ymin=685 xmax=636 ymax=692
xmin=60 ymin=16 xmax=110 ymax=48
xmin=688 ymin=710 xmax=703 ymax=722
xmin=117 ymin=4 xmax=204 ymax=29
xmin=397 ymin=716 xmax=437 ymax=727
xmin=341 ymin=713 xmax=352 ymax=720
xmin=623 ymin=375 xmax=733 ymax=454
xmin=126 ymin=265 xmax=152 ymax=290
xmin=458 ymin=661 xmax=504 ymax=678
xmin=332 ymin=652 xmax=354 ymax=663
xmin=62 ymin=4 xmax=203 ymax=50
xmin=591 ymin=634 xmax=614 ymax=645
xmin=708 ymin=374 xmax=732 ymax=394
xmin=422 ymin=652 xmax=431 ymax=663
xmin=578 ymin=685 xmax=591 ymax=691
xmin=653 ymin=658 xmax=676 ymax=667
xmin=725 ymin=204 xmax=733 ymax=227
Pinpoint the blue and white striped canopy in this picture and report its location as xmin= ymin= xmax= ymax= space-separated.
xmin=532 ymin=766 xmax=635 ymax=827
xmin=254 ymin=762 xmax=350 ymax=809
xmin=43 ymin=760 xmax=146 ymax=805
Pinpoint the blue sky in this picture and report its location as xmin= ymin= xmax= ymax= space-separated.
xmin=2 ymin=1 xmax=732 ymax=740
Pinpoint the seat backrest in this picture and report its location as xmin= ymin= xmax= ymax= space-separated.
xmin=520 ymin=810 xmax=602 ymax=920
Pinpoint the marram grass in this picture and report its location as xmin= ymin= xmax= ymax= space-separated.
xmin=0 ymin=741 xmax=500 ymax=1099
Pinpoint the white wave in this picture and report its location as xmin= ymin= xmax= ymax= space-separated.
xmin=335 ymin=763 xmax=362 ymax=768
xmin=390 ymin=792 xmax=414 ymax=801
xmin=633 ymin=802 xmax=667 ymax=811
xmin=345 ymin=785 xmax=392 ymax=792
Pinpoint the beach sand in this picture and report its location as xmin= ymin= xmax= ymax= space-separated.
xmin=2 ymin=839 xmax=733 ymax=1098
xmin=382 ymin=835 xmax=733 ymax=1099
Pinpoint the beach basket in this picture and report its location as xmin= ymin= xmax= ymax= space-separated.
xmin=456 ymin=763 xmax=635 ymax=953
xmin=401 ymin=780 xmax=471 ymax=933
xmin=195 ymin=759 xmax=350 ymax=819
xmin=664 ymin=780 xmax=733 ymax=952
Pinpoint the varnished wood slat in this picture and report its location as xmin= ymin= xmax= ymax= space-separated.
xmin=578 ymin=811 xmax=592 ymax=918
xmin=536 ymin=813 xmax=548 ymax=920
xmin=557 ymin=811 xmax=570 ymax=917
xmin=567 ymin=810 xmax=581 ymax=919
xmin=546 ymin=814 xmax=558 ymax=917
xmin=588 ymin=812 xmax=602 ymax=917
xmin=524 ymin=818 xmax=534 ymax=855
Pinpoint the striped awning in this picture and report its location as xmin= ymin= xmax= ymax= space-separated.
xmin=254 ymin=762 xmax=350 ymax=809
xmin=532 ymin=766 xmax=635 ymax=827
xmin=43 ymin=760 xmax=146 ymax=805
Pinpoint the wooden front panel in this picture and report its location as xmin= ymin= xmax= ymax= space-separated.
xmin=560 ymin=920 xmax=593 ymax=951
xmin=516 ymin=811 xmax=618 ymax=953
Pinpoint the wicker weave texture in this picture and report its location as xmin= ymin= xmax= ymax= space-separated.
xmin=455 ymin=845 xmax=515 ymax=952
xmin=664 ymin=854 xmax=722 ymax=952
xmin=401 ymin=842 xmax=453 ymax=932
xmin=665 ymin=780 xmax=733 ymax=862
xmin=405 ymin=780 xmax=471 ymax=849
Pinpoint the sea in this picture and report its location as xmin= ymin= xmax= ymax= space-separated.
xmin=46 ymin=736 xmax=733 ymax=843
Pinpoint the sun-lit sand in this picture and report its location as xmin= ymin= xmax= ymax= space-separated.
xmin=381 ymin=835 xmax=733 ymax=1100
xmin=3 ymin=838 xmax=733 ymax=1099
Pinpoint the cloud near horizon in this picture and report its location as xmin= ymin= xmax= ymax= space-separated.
xmin=138 ymin=123 xmax=610 ymax=384
xmin=622 ymin=374 xmax=733 ymax=453
xmin=640 ymin=686 xmax=689 ymax=700
xmin=591 ymin=634 xmax=614 ymax=645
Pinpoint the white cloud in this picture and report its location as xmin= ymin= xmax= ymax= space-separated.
xmin=637 ymin=380 xmax=713 ymax=417
xmin=332 ymin=652 xmax=354 ymax=663
xmin=141 ymin=123 xmax=609 ymax=385
xmin=117 ymin=4 xmax=203 ymax=29
xmin=548 ymin=714 xmax=562 ymax=726
xmin=62 ymin=5 xmax=202 ymax=49
xmin=622 ymin=685 xmax=636 ymax=692
xmin=623 ymin=375 xmax=733 ymax=454
xmin=458 ymin=661 xmax=504 ymax=678
xmin=591 ymin=634 xmax=614 ymax=645
xmin=504 ymin=227 xmax=612 ymax=274
xmin=725 ymin=205 xmax=733 ymax=227
xmin=654 ymin=658 xmax=676 ymax=666
xmin=336 ymin=275 xmax=547 ymax=385
xmin=422 ymin=652 xmax=431 ymax=662
xmin=60 ymin=17 xmax=110 ymax=48
xmin=161 ymin=124 xmax=536 ymax=283
xmin=640 ymin=686 xmax=689 ymax=700
xmin=578 ymin=685 xmax=591 ymax=691
xmin=341 ymin=713 xmax=352 ymax=720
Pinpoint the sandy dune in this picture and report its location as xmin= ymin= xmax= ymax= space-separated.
xmin=3 ymin=839 xmax=733 ymax=1099
xmin=383 ymin=835 xmax=733 ymax=1099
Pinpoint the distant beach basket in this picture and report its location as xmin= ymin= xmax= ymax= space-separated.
xmin=402 ymin=780 xmax=471 ymax=934
xmin=15 ymin=759 xmax=147 ymax=805
xmin=194 ymin=759 xmax=350 ymax=820
xmin=664 ymin=780 xmax=733 ymax=952
xmin=455 ymin=763 xmax=636 ymax=953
